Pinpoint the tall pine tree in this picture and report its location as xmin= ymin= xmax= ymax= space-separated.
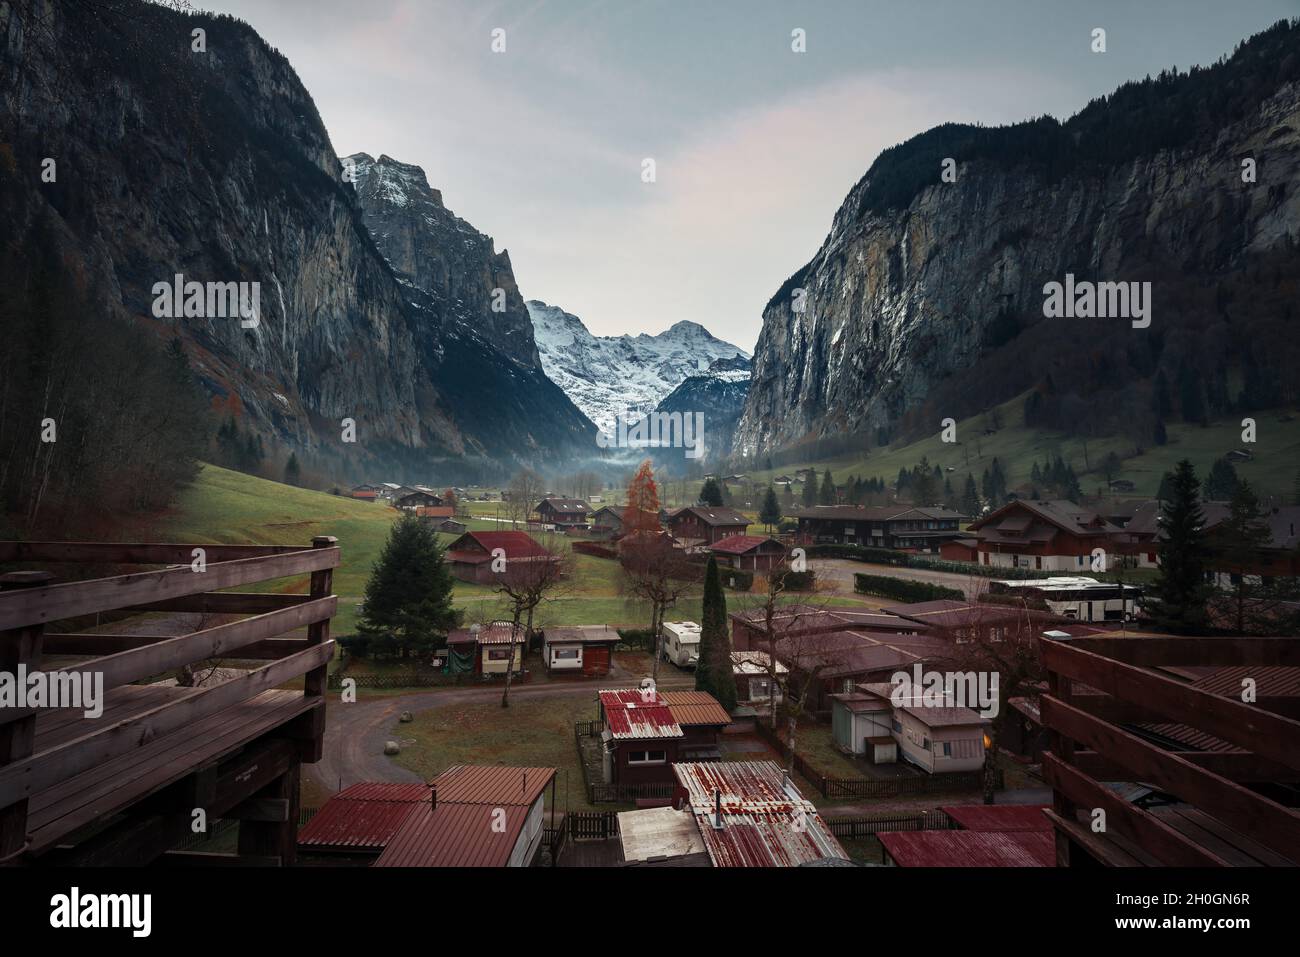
xmin=759 ymin=486 xmax=782 ymax=530
xmin=357 ymin=513 xmax=461 ymax=658
xmin=695 ymin=557 xmax=736 ymax=710
xmin=1145 ymin=460 xmax=1211 ymax=634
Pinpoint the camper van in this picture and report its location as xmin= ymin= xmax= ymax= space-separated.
xmin=660 ymin=621 xmax=701 ymax=668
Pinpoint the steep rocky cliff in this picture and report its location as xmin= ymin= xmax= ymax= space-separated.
xmin=737 ymin=20 xmax=1300 ymax=456
xmin=0 ymin=0 xmax=593 ymax=480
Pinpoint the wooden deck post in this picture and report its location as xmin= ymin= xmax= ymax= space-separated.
xmin=0 ymin=571 xmax=55 ymax=865
xmin=305 ymin=536 xmax=337 ymax=702
xmin=236 ymin=763 xmax=300 ymax=866
xmin=1043 ymin=631 xmax=1077 ymax=867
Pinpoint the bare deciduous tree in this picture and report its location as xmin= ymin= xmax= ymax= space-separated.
xmin=618 ymin=534 xmax=697 ymax=683
xmin=492 ymin=532 xmax=572 ymax=707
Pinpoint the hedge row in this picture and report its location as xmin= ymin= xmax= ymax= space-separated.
xmin=853 ymin=573 xmax=964 ymax=603
xmin=805 ymin=543 xmax=911 ymax=566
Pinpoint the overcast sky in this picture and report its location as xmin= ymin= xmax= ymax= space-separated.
xmin=197 ymin=0 xmax=1295 ymax=349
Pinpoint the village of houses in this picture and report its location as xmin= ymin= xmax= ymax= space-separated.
xmin=1 ymin=467 xmax=1295 ymax=871
xmin=288 ymin=470 xmax=1298 ymax=869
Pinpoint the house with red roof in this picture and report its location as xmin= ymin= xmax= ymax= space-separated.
xmin=967 ymin=499 xmax=1121 ymax=572
xmin=374 ymin=765 xmax=557 ymax=868
xmin=533 ymin=497 xmax=591 ymax=531
xmin=444 ymin=530 xmax=561 ymax=584
xmin=665 ymin=505 xmax=750 ymax=545
xmin=296 ymin=782 xmax=429 ymax=862
xmin=877 ymin=804 xmax=1053 ymax=867
xmin=706 ymin=534 xmax=788 ymax=572
xmin=597 ymin=689 xmax=731 ymax=788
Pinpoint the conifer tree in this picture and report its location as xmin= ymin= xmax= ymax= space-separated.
xmin=759 ymin=486 xmax=782 ymax=530
xmin=357 ymin=513 xmax=461 ymax=658
xmin=1146 ymin=460 xmax=1211 ymax=634
xmin=695 ymin=557 xmax=736 ymax=711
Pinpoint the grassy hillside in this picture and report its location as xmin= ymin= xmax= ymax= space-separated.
xmin=161 ymin=464 xmax=861 ymax=637
xmin=159 ymin=464 xmax=400 ymax=633
xmin=730 ymin=394 xmax=1300 ymax=505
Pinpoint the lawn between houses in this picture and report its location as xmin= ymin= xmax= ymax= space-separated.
xmin=387 ymin=690 xmax=616 ymax=813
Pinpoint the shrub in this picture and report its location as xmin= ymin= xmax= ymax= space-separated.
xmin=806 ymin=544 xmax=910 ymax=565
xmin=853 ymin=573 xmax=964 ymax=603
xmin=722 ymin=569 xmax=754 ymax=591
xmin=780 ymin=569 xmax=817 ymax=591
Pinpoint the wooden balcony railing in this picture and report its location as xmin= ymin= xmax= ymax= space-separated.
xmin=1038 ymin=631 xmax=1300 ymax=867
xmin=0 ymin=537 xmax=339 ymax=863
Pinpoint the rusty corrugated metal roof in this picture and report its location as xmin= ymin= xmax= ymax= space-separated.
xmin=661 ymin=690 xmax=732 ymax=727
xmin=600 ymin=689 xmax=682 ymax=739
xmin=940 ymin=804 xmax=1052 ymax=832
xmin=297 ymin=782 xmax=429 ymax=850
xmin=879 ymin=829 xmax=1054 ymax=866
xmin=430 ymin=765 xmax=554 ymax=805
xmin=374 ymin=803 xmax=530 ymax=867
xmin=673 ymin=761 xmax=848 ymax=867
xmin=372 ymin=765 xmax=556 ymax=868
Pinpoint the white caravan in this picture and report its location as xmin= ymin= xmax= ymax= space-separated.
xmin=660 ymin=621 xmax=702 ymax=668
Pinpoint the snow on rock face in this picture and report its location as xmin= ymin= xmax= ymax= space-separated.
xmin=527 ymin=300 xmax=750 ymax=429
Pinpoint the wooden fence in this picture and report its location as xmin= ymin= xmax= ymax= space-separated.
xmin=587 ymin=782 xmax=676 ymax=805
xmin=328 ymin=669 xmax=531 ymax=689
xmin=822 ymin=770 xmax=1000 ymax=800
xmin=825 ymin=810 xmax=956 ymax=839
xmin=566 ymin=810 xmax=621 ymax=840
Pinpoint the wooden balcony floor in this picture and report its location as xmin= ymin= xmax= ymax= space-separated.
xmin=25 ymin=684 xmax=319 ymax=856
xmin=1055 ymin=802 xmax=1297 ymax=867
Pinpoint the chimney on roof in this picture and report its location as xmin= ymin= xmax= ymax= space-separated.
xmin=430 ymin=785 xmax=437 ymax=810
xmin=713 ymin=788 xmax=723 ymax=830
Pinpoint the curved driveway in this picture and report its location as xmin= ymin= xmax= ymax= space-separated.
xmin=307 ymin=673 xmax=695 ymax=794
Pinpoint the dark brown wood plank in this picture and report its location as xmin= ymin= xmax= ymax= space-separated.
xmin=1042 ymin=752 xmax=1228 ymax=866
xmin=34 ymin=685 xmax=187 ymax=750
xmin=1 ymin=598 xmax=333 ymax=726
xmin=126 ymin=592 xmax=313 ymax=614
xmin=27 ymin=692 xmax=305 ymax=833
xmin=48 ymin=736 xmax=302 ymax=865
xmin=1065 ymin=635 xmax=1300 ymax=667
xmin=1157 ymin=806 xmax=1295 ymax=867
xmin=1043 ymin=809 xmax=1146 ymax=867
xmin=1073 ymin=749 xmax=1300 ymax=783
xmin=1041 ymin=639 xmax=1300 ymax=770
xmin=26 ymin=695 xmax=316 ymax=853
xmin=0 ymin=542 xmax=301 ymax=565
xmin=41 ymin=633 xmax=310 ymax=659
xmin=1041 ymin=695 xmax=1300 ymax=861
xmin=0 ymin=642 xmax=333 ymax=806
xmin=0 ymin=546 xmax=339 ymax=632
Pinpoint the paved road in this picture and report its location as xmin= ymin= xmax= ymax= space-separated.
xmin=813 ymin=558 xmax=987 ymax=600
xmin=306 ymin=672 xmax=696 ymax=795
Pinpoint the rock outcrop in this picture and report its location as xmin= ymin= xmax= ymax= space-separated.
xmin=736 ymin=21 xmax=1300 ymax=455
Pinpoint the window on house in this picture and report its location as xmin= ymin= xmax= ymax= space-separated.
xmin=553 ymin=648 xmax=579 ymax=660
xmin=940 ymin=742 xmax=952 ymax=757
xmin=627 ymin=750 xmax=667 ymax=765
xmin=487 ymin=647 xmax=513 ymax=660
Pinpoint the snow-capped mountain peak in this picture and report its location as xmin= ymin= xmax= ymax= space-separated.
xmin=527 ymin=300 xmax=749 ymax=428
